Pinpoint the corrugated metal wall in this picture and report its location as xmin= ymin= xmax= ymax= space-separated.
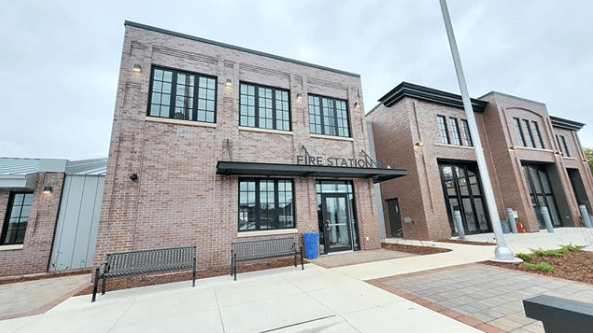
xmin=49 ymin=174 xmax=104 ymax=271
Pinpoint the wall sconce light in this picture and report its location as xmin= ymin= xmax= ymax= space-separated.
xmin=354 ymin=102 xmax=361 ymax=110
xmin=296 ymin=93 xmax=303 ymax=103
xmin=43 ymin=186 xmax=53 ymax=194
xmin=415 ymin=142 xmax=424 ymax=147
xmin=132 ymin=64 xmax=142 ymax=73
xmin=130 ymin=173 xmax=138 ymax=181
xmin=225 ymin=79 xmax=233 ymax=87
xmin=509 ymin=146 xmax=516 ymax=151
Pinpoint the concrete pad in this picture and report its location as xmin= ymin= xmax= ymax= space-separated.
xmin=271 ymin=315 xmax=358 ymax=333
xmin=109 ymin=309 xmax=223 ymax=333
xmin=0 ymin=315 xmax=40 ymax=333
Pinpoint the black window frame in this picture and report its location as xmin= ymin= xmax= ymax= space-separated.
xmin=1 ymin=192 xmax=34 ymax=245
xmin=461 ymin=119 xmax=473 ymax=147
xmin=239 ymin=82 xmax=292 ymax=131
xmin=147 ymin=66 xmax=218 ymax=123
xmin=238 ymin=179 xmax=295 ymax=232
xmin=513 ymin=118 xmax=526 ymax=147
xmin=437 ymin=115 xmax=450 ymax=144
xmin=308 ymin=94 xmax=351 ymax=137
xmin=531 ymin=121 xmax=545 ymax=149
xmin=522 ymin=119 xmax=536 ymax=148
xmin=449 ymin=117 xmax=462 ymax=145
xmin=560 ymin=135 xmax=570 ymax=157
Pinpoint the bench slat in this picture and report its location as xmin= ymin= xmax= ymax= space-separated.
xmin=230 ymin=237 xmax=303 ymax=280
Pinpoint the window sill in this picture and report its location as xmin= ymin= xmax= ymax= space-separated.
xmin=145 ymin=116 xmax=217 ymax=128
xmin=238 ymin=126 xmax=294 ymax=136
xmin=310 ymin=134 xmax=354 ymax=141
xmin=433 ymin=143 xmax=475 ymax=149
xmin=237 ymin=228 xmax=298 ymax=238
xmin=514 ymin=147 xmax=554 ymax=153
xmin=0 ymin=244 xmax=23 ymax=251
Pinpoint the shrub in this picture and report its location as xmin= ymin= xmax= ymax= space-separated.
xmin=524 ymin=261 xmax=554 ymax=272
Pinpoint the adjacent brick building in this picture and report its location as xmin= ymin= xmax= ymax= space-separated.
xmin=367 ymin=82 xmax=593 ymax=240
xmin=93 ymin=21 xmax=406 ymax=273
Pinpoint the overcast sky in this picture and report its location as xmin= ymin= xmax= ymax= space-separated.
xmin=1 ymin=0 xmax=592 ymax=160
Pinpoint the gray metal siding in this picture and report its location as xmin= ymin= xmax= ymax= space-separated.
xmin=50 ymin=174 xmax=104 ymax=271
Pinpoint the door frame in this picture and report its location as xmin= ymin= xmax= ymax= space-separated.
xmin=320 ymin=193 xmax=353 ymax=253
xmin=386 ymin=198 xmax=403 ymax=238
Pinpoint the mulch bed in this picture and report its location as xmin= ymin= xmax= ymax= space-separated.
xmin=436 ymin=238 xmax=496 ymax=246
xmin=381 ymin=242 xmax=451 ymax=255
xmin=75 ymin=257 xmax=297 ymax=296
xmin=0 ymin=268 xmax=92 ymax=286
xmin=484 ymin=251 xmax=593 ymax=286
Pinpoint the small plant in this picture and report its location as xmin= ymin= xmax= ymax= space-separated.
xmin=517 ymin=252 xmax=538 ymax=263
xmin=524 ymin=261 xmax=554 ymax=272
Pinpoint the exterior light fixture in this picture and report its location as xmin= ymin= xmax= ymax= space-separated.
xmin=130 ymin=173 xmax=138 ymax=181
xmin=132 ymin=64 xmax=142 ymax=73
xmin=43 ymin=186 xmax=53 ymax=194
xmin=415 ymin=142 xmax=424 ymax=147
xmin=354 ymin=102 xmax=361 ymax=110
xmin=225 ymin=79 xmax=233 ymax=87
xmin=296 ymin=93 xmax=303 ymax=102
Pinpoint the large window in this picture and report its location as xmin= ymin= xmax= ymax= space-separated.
xmin=437 ymin=115 xmax=473 ymax=146
xmin=461 ymin=119 xmax=473 ymax=147
xmin=1 ymin=192 xmax=33 ymax=245
xmin=450 ymin=118 xmax=462 ymax=145
xmin=148 ymin=67 xmax=217 ymax=123
xmin=514 ymin=117 xmax=546 ymax=149
xmin=308 ymin=95 xmax=350 ymax=137
xmin=240 ymin=83 xmax=291 ymax=131
xmin=437 ymin=116 xmax=450 ymax=144
xmin=238 ymin=179 xmax=294 ymax=231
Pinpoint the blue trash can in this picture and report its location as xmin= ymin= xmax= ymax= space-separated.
xmin=303 ymin=232 xmax=319 ymax=259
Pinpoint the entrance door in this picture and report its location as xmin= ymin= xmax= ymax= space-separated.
xmin=321 ymin=194 xmax=353 ymax=253
xmin=523 ymin=164 xmax=562 ymax=228
xmin=386 ymin=198 xmax=403 ymax=237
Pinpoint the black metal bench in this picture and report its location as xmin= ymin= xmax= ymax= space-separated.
xmin=92 ymin=246 xmax=196 ymax=302
xmin=230 ymin=237 xmax=303 ymax=280
xmin=523 ymin=295 xmax=593 ymax=333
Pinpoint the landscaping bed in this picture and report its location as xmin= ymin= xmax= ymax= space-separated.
xmin=485 ymin=245 xmax=593 ymax=286
xmin=381 ymin=242 xmax=451 ymax=255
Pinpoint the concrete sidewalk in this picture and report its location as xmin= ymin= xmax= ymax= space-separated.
xmin=1 ymin=228 xmax=591 ymax=332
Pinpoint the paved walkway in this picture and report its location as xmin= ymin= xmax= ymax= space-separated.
xmin=311 ymin=248 xmax=416 ymax=268
xmin=0 ymin=228 xmax=592 ymax=332
xmin=0 ymin=274 xmax=90 ymax=320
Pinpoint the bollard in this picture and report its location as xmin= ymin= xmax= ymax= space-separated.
xmin=540 ymin=207 xmax=554 ymax=233
xmin=506 ymin=208 xmax=518 ymax=234
xmin=579 ymin=205 xmax=592 ymax=228
xmin=453 ymin=210 xmax=465 ymax=239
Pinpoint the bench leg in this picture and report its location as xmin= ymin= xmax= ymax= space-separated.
xmin=233 ymin=253 xmax=237 ymax=281
xmin=294 ymin=248 xmax=297 ymax=267
xmin=192 ymin=254 xmax=196 ymax=287
xmin=101 ymin=275 xmax=107 ymax=295
xmin=91 ymin=266 xmax=100 ymax=302
xmin=300 ymin=245 xmax=304 ymax=270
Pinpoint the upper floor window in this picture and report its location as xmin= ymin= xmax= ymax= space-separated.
xmin=1 ymin=192 xmax=33 ymax=245
xmin=461 ymin=119 xmax=473 ymax=147
xmin=557 ymin=134 xmax=570 ymax=157
xmin=238 ymin=179 xmax=294 ymax=231
xmin=437 ymin=116 xmax=450 ymax=144
xmin=514 ymin=117 xmax=546 ymax=149
xmin=308 ymin=95 xmax=350 ymax=137
xmin=437 ymin=115 xmax=473 ymax=147
xmin=450 ymin=118 xmax=462 ymax=145
xmin=240 ymin=83 xmax=291 ymax=131
xmin=148 ymin=67 xmax=217 ymax=123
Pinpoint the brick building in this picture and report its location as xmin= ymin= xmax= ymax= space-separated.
xmin=93 ymin=22 xmax=406 ymax=273
xmin=367 ymin=82 xmax=593 ymax=240
xmin=0 ymin=158 xmax=106 ymax=277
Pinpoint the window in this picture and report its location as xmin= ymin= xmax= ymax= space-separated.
xmin=1 ymin=192 xmax=33 ymax=245
xmin=560 ymin=135 xmax=570 ymax=157
xmin=531 ymin=121 xmax=545 ymax=149
xmin=522 ymin=119 xmax=536 ymax=147
xmin=308 ymin=95 xmax=350 ymax=137
xmin=513 ymin=118 xmax=526 ymax=147
xmin=148 ymin=67 xmax=217 ymax=123
xmin=450 ymin=118 xmax=462 ymax=145
xmin=437 ymin=116 xmax=450 ymax=144
xmin=461 ymin=119 xmax=473 ymax=147
xmin=238 ymin=179 xmax=294 ymax=231
xmin=240 ymin=83 xmax=291 ymax=131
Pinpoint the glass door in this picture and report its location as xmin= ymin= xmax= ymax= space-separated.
xmin=321 ymin=194 xmax=353 ymax=253
xmin=523 ymin=164 xmax=562 ymax=228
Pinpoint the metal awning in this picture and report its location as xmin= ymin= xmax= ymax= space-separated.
xmin=216 ymin=161 xmax=407 ymax=183
xmin=0 ymin=173 xmax=37 ymax=190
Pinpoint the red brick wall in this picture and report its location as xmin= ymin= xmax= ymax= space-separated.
xmin=94 ymin=25 xmax=379 ymax=272
xmin=0 ymin=172 xmax=65 ymax=277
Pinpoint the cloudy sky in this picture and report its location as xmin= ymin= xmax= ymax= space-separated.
xmin=1 ymin=0 xmax=592 ymax=160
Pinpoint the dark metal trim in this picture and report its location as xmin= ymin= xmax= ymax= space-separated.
xmin=125 ymin=21 xmax=360 ymax=78
xmin=378 ymin=82 xmax=488 ymax=112
xmin=217 ymin=161 xmax=407 ymax=183
xmin=550 ymin=115 xmax=585 ymax=131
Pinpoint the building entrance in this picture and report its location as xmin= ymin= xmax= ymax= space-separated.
xmin=523 ymin=164 xmax=562 ymax=228
xmin=316 ymin=181 xmax=360 ymax=254
xmin=438 ymin=162 xmax=491 ymax=235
